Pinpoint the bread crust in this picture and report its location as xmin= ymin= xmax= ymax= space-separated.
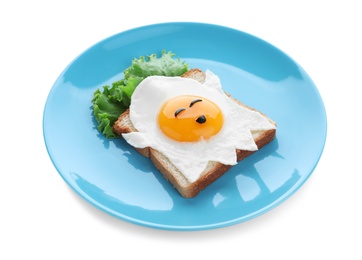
xmin=112 ymin=69 xmax=276 ymax=198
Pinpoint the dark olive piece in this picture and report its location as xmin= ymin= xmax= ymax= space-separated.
xmin=174 ymin=108 xmax=186 ymax=117
xmin=189 ymin=99 xmax=203 ymax=107
xmin=196 ymin=115 xmax=206 ymax=124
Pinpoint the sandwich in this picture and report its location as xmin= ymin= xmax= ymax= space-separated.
xmin=112 ymin=68 xmax=277 ymax=198
xmin=92 ymin=51 xmax=276 ymax=198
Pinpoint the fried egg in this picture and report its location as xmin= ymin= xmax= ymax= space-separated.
xmin=122 ymin=70 xmax=276 ymax=183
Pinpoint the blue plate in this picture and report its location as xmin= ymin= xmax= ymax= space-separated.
xmin=43 ymin=22 xmax=327 ymax=231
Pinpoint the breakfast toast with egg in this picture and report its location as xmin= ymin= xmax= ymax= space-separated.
xmin=113 ymin=69 xmax=276 ymax=198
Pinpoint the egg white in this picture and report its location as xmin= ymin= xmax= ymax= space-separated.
xmin=122 ymin=70 xmax=276 ymax=183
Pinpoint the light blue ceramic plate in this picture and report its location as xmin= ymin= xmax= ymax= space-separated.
xmin=43 ymin=22 xmax=327 ymax=231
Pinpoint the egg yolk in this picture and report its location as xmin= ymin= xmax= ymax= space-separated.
xmin=158 ymin=95 xmax=224 ymax=142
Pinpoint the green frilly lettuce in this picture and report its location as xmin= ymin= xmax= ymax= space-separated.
xmin=92 ymin=50 xmax=188 ymax=138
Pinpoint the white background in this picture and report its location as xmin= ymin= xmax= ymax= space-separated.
xmin=1 ymin=0 xmax=361 ymax=259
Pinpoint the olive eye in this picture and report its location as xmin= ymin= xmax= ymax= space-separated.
xmin=190 ymin=99 xmax=202 ymax=107
xmin=174 ymin=108 xmax=186 ymax=117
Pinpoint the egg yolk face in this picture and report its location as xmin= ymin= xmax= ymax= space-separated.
xmin=158 ymin=95 xmax=224 ymax=142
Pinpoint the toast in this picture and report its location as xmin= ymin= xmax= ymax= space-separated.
xmin=113 ymin=69 xmax=276 ymax=198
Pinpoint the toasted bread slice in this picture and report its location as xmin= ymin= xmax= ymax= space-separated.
xmin=113 ymin=69 xmax=276 ymax=198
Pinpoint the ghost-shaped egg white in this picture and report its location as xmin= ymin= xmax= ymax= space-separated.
xmin=122 ymin=70 xmax=276 ymax=183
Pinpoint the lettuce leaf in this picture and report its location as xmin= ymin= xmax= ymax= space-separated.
xmin=92 ymin=50 xmax=188 ymax=138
